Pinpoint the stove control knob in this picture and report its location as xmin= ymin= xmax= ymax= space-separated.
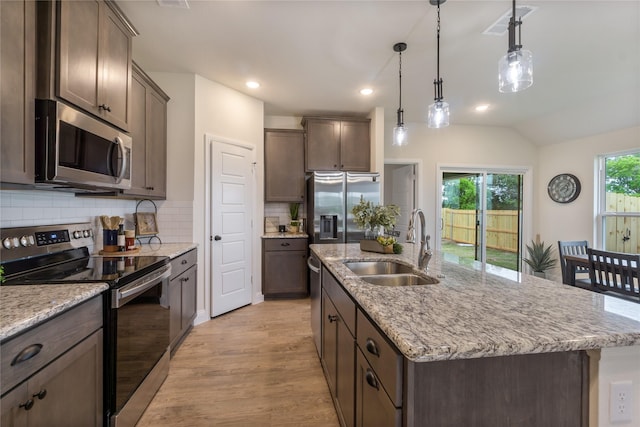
xmin=28 ymin=235 xmax=35 ymax=246
xmin=83 ymin=230 xmax=91 ymax=237
xmin=73 ymin=231 xmax=82 ymax=239
xmin=12 ymin=237 xmax=20 ymax=248
xmin=3 ymin=238 xmax=13 ymax=249
xmin=20 ymin=236 xmax=30 ymax=247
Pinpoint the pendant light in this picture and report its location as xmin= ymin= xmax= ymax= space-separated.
xmin=498 ymin=0 xmax=533 ymax=93
xmin=427 ymin=0 xmax=449 ymax=129
xmin=392 ymin=42 xmax=408 ymax=147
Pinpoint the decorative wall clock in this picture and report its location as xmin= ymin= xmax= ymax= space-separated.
xmin=547 ymin=173 xmax=581 ymax=203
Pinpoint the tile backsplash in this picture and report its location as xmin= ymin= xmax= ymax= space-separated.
xmin=264 ymin=202 xmax=306 ymax=231
xmin=0 ymin=190 xmax=193 ymax=244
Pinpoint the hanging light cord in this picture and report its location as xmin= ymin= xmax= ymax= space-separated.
xmin=433 ymin=1 xmax=443 ymax=102
xmin=508 ymin=0 xmax=523 ymax=53
xmin=398 ymin=49 xmax=403 ymax=113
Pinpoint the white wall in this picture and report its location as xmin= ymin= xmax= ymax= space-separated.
xmin=383 ymin=122 xmax=538 ymax=244
xmin=597 ymin=345 xmax=640 ymax=427
xmin=536 ymin=126 xmax=640 ymax=282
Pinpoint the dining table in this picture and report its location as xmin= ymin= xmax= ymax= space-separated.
xmin=563 ymin=253 xmax=591 ymax=287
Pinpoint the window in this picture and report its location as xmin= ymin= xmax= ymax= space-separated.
xmin=598 ymin=151 xmax=640 ymax=253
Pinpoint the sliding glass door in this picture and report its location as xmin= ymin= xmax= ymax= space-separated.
xmin=440 ymin=169 xmax=523 ymax=277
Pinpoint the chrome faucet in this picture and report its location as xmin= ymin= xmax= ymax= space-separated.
xmin=407 ymin=208 xmax=432 ymax=270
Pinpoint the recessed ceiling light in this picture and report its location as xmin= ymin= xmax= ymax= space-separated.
xmin=246 ymin=81 xmax=260 ymax=89
xmin=360 ymin=88 xmax=373 ymax=96
xmin=475 ymin=104 xmax=490 ymax=112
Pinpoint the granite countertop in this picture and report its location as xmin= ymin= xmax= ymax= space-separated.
xmin=134 ymin=242 xmax=198 ymax=259
xmin=311 ymin=243 xmax=640 ymax=363
xmin=0 ymin=283 xmax=108 ymax=341
xmin=262 ymin=232 xmax=309 ymax=239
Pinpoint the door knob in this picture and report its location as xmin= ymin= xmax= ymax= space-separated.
xmin=214 ymin=235 xmax=222 ymax=241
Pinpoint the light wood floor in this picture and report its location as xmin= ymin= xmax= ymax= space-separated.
xmin=137 ymin=298 xmax=339 ymax=426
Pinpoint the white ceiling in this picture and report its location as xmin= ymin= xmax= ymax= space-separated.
xmin=118 ymin=0 xmax=640 ymax=145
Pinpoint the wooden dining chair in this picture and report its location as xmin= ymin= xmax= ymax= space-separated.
xmin=558 ymin=240 xmax=591 ymax=287
xmin=587 ymin=248 xmax=640 ymax=302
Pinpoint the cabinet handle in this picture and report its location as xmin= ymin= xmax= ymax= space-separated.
xmin=281 ymin=242 xmax=290 ymax=247
xmin=365 ymin=369 xmax=379 ymax=390
xmin=181 ymin=277 xmax=189 ymax=282
xmin=365 ymin=338 xmax=380 ymax=357
xmin=11 ymin=344 xmax=43 ymax=366
xmin=145 ymin=186 xmax=155 ymax=190
xmin=327 ymin=314 xmax=339 ymax=323
xmin=19 ymin=399 xmax=34 ymax=411
xmin=181 ymin=259 xmax=188 ymax=265
xmin=33 ymin=389 xmax=47 ymax=400
xmin=99 ymin=104 xmax=112 ymax=112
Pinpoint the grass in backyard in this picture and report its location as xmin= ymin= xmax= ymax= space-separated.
xmin=440 ymin=240 xmax=518 ymax=271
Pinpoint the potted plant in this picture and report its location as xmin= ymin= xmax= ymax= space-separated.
xmin=289 ymin=203 xmax=301 ymax=233
xmin=523 ymin=239 xmax=557 ymax=278
xmin=351 ymin=196 xmax=401 ymax=253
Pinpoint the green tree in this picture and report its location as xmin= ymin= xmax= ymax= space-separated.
xmin=487 ymin=174 xmax=521 ymax=210
xmin=606 ymin=154 xmax=640 ymax=195
xmin=459 ymin=178 xmax=477 ymax=209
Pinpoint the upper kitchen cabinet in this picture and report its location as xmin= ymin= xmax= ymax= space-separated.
xmin=122 ymin=63 xmax=169 ymax=199
xmin=264 ymin=129 xmax=305 ymax=202
xmin=37 ymin=0 xmax=137 ymax=131
xmin=302 ymin=117 xmax=371 ymax=172
xmin=1 ymin=0 xmax=36 ymax=185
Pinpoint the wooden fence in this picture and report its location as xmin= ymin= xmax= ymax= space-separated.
xmin=442 ymin=193 xmax=640 ymax=254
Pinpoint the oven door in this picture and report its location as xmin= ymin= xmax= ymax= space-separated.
xmin=109 ymin=264 xmax=171 ymax=426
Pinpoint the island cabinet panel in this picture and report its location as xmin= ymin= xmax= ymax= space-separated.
xmin=355 ymin=348 xmax=402 ymax=427
xmin=169 ymin=249 xmax=198 ymax=356
xmin=0 ymin=0 xmax=36 ymax=185
xmin=303 ymin=117 xmax=370 ymax=172
xmin=262 ymin=238 xmax=308 ymax=298
xmin=321 ymin=270 xmax=357 ymax=427
xmin=404 ymin=350 xmax=589 ymax=427
xmin=264 ymin=129 xmax=305 ymax=202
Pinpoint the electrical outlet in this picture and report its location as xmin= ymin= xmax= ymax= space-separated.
xmin=610 ymin=380 xmax=634 ymax=423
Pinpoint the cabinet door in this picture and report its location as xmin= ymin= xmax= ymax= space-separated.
xmin=127 ymin=71 xmax=148 ymax=195
xmin=263 ymin=250 xmax=308 ymax=296
xmin=340 ymin=120 xmax=370 ymax=172
xmin=0 ymin=0 xmax=35 ymax=185
xmin=57 ymin=0 xmax=101 ymax=114
xmin=336 ymin=316 xmax=355 ymax=427
xmin=145 ymin=89 xmax=167 ymax=198
xmin=98 ymin=3 xmax=132 ymax=130
xmin=1 ymin=382 xmax=28 ymax=427
xmin=264 ymin=129 xmax=305 ymax=202
xmin=169 ymin=276 xmax=182 ymax=347
xmin=181 ymin=266 xmax=197 ymax=330
xmin=305 ymin=119 xmax=340 ymax=171
xmin=322 ymin=291 xmax=338 ymax=395
xmin=355 ymin=348 xmax=401 ymax=427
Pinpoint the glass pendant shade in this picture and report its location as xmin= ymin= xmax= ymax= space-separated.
xmin=392 ymin=124 xmax=407 ymax=146
xmin=427 ymin=100 xmax=450 ymax=128
xmin=498 ymin=49 xmax=533 ymax=93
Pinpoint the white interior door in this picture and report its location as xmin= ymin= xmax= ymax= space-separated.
xmin=210 ymin=139 xmax=253 ymax=317
xmin=390 ymin=164 xmax=416 ymax=242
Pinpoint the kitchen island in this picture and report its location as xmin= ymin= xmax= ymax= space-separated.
xmin=311 ymin=243 xmax=640 ymax=427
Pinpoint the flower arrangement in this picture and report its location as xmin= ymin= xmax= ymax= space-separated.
xmin=351 ymin=196 xmax=400 ymax=234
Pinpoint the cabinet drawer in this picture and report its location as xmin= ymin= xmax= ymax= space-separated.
xmin=1 ymin=296 xmax=103 ymax=394
xmin=356 ymin=348 xmax=402 ymax=427
xmin=356 ymin=309 xmax=403 ymax=407
xmin=170 ymin=248 xmax=197 ymax=278
xmin=263 ymin=238 xmax=307 ymax=252
xmin=322 ymin=267 xmax=355 ymax=336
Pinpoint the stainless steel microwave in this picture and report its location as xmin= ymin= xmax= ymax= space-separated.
xmin=35 ymin=100 xmax=132 ymax=191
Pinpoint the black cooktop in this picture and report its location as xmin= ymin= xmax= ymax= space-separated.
xmin=2 ymin=247 xmax=169 ymax=287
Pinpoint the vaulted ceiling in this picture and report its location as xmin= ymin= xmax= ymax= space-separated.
xmin=118 ymin=0 xmax=640 ymax=145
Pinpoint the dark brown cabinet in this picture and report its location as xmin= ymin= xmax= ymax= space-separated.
xmin=169 ymin=249 xmax=197 ymax=356
xmin=0 ymin=297 xmax=103 ymax=427
xmin=38 ymin=0 xmax=136 ymax=131
xmin=1 ymin=0 xmax=36 ymax=185
xmin=321 ymin=269 xmax=356 ymax=427
xmin=262 ymin=238 xmax=308 ymax=298
xmin=122 ymin=62 xmax=169 ymax=199
xmin=264 ymin=129 xmax=305 ymax=202
xmin=302 ymin=117 xmax=370 ymax=172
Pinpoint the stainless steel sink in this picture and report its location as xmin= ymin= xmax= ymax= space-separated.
xmin=359 ymin=273 xmax=439 ymax=286
xmin=343 ymin=261 xmax=415 ymax=275
xmin=343 ymin=261 xmax=439 ymax=286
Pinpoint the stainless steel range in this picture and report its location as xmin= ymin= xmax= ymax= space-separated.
xmin=1 ymin=222 xmax=171 ymax=427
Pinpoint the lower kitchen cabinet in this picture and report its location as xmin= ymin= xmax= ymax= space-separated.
xmin=0 ymin=296 xmax=103 ymax=427
xmin=169 ymin=249 xmax=197 ymax=356
xmin=355 ymin=348 xmax=401 ymax=427
xmin=321 ymin=268 xmax=356 ymax=427
xmin=262 ymin=238 xmax=308 ymax=298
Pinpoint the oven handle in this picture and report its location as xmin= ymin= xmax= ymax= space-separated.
xmin=112 ymin=264 xmax=172 ymax=308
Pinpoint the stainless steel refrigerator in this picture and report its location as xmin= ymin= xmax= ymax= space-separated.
xmin=306 ymin=171 xmax=381 ymax=244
